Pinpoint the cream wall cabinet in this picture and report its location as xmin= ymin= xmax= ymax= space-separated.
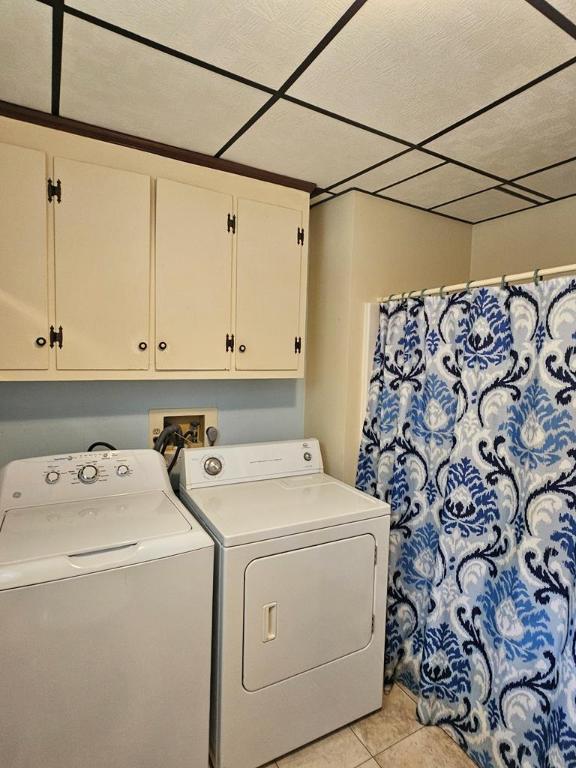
xmin=53 ymin=158 xmax=151 ymax=370
xmin=155 ymin=184 xmax=306 ymax=373
xmin=0 ymin=143 xmax=49 ymax=370
xmin=235 ymin=199 xmax=304 ymax=371
xmin=0 ymin=121 xmax=309 ymax=381
xmin=155 ymin=178 xmax=233 ymax=371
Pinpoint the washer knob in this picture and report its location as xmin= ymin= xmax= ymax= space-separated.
xmin=116 ymin=464 xmax=130 ymax=477
xmin=204 ymin=457 xmax=222 ymax=476
xmin=303 ymin=452 xmax=312 ymax=462
xmin=45 ymin=470 xmax=60 ymax=484
xmin=78 ymin=465 xmax=98 ymax=483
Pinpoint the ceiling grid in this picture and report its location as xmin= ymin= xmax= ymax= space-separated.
xmin=0 ymin=0 xmax=574 ymax=223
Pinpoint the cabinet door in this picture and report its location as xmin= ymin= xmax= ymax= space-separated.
xmin=0 ymin=143 xmax=49 ymax=370
xmin=155 ymin=179 xmax=233 ymax=370
xmin=53 ymin=158 xmax=150 ymax=370
xmin=235 ymin=199 xmax=303 ymax=371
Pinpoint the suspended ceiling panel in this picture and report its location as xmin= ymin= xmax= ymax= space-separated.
xmin=435 ymin=189 xmax=535 ymax=222
xmin=70 ymin=0 xmax=352 ymax=89
xmin=550 ymin=1 xmax=576 ymax=23
xmin=0 ymin=0 xmax=52 ymax=112
xmin=288 ymin=0 xmax=575 ymax=142
xmin=427 ymin=66 xmax=576 ymax=179
xmin=329 ymin=151 xmax=442 ymax=194
xmin=499 ymin=184 xmax=549 ymax=203
xmin=1 ymin=0 xmax=575 ymax=225
xmin=380 ymin=164 xmax=496 ymax=209
xmin=515 ymin=159 xmax=576 ymax=199
xmin=60 ymin=15 xmax=269 ymax=155
xmin=222 ymin=100 xmax=407 ymax=188
xmin=310 ymin=192 xmax=336 ymax=206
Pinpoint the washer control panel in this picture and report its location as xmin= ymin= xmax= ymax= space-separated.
xmin=41 ymin=452 xmax=134 ymax=487
xmin=0 ymin=450 xmax=173 ymax=512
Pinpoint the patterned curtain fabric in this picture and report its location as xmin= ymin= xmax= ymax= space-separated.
xmin=357 ymin=277 xmax=576 ymax=767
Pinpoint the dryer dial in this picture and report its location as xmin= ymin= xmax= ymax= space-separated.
xmin=204 ymin=457 xmax=222 ymax=477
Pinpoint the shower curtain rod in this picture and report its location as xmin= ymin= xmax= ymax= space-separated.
xmin=377 ymin=263 xmax=576 ymax=302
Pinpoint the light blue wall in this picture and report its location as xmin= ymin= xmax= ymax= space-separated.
xmin=0 ymin=380 xmax=305 ymax=467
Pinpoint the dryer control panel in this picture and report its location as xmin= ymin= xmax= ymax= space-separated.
xmin=180 ymin=439 xmax=323 ymax=489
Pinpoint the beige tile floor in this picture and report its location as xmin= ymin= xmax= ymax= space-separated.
xmin=264 ymin=685 xmax=476 ymax=768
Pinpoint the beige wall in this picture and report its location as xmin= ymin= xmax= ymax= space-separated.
xmin=305 ymin=191 xmax=472 ymax=482
xmin=470 ymin=197 xmax=576 ymax=279
xmin=305 ymin=194 xmax=356 ymax=481
xmin=307 ymin=191 xmax=576 ymax=484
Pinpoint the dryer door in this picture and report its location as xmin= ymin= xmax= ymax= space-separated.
xmin=243 ymin=535 xmax=375 ymax=691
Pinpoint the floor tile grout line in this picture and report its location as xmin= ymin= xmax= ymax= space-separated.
xmin=372 ymin=725 xmax=425 ymax=760
xmin=349 ymin=687 xmax=424 ymax=758
xmin=348 ymin=723 xmax=377 ymax=760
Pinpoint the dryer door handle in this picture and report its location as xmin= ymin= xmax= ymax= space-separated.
xmin=262 ymin=602 xmax=278 ymax=642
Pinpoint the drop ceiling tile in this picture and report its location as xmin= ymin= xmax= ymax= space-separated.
xmin=288 ymin=0 xmax=576 ymax=143
xmin=435 ymin=189 xmax=535 ymax=222
xmin=427 ymin=65 xmax=576 ymax=179
xmin=380 ymin=164 xmax=495 ymax=209
xmin=329 ymin=151 xmax=443 ymax=193
xmin=60 ymin=16 xmax=269 ymax=155
xmin=69 ymin=0 xmax=351 ymax=88
xmin=311 ymin=192 xmax=336 ymax=205
xmin=0 ymin=0 xmax=51 ymax=111
xmin=499 ymin=184 xmax=549 ymax=203
xmin=222 ymin=101 xmax=407 ymax=188
xmin=549 ymin=1 xmax=576 ymax=23
xmin=515 ymin=159 xmax=576 ymax=199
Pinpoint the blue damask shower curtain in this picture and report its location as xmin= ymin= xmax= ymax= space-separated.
xmin=357 ymin=277 xmax=576 ymax=768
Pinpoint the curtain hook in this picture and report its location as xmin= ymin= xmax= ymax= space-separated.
xmin=420 ymin=287 xmax=426 ymax=299
xmin=439 ymin=285 xmax=446 ymax=298
xmin=533 ymin=268 xmax=541 ymax=286
xmin=465 ymin=280 xmax=471 ymax=293
xmin=500 ymin=273 xmax=507 ymax=289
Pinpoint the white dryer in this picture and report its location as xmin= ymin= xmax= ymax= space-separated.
xmin=179 ymin=439 xmax=390 ymax=768
xmin=0 ymin=449 xmax=214 ymax=768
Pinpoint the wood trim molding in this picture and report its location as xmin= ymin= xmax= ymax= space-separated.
xmin=0 ymin=100 xmax=316 ymax=193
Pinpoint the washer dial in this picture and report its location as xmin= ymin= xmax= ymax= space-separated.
xmin=116 ymin=464 xmax=130 ymax=477
xmin=45 ymin=470 xmax=60 ymax=485
xmin=204 ymin=457 xmax=222 ymax=476
xmin=78 ymin=465 xmax=98 ymax=484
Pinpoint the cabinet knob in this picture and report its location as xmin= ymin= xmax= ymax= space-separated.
xmin=158 ymin=341 xmax=167 ymax=351
xmin=138 ymin=341 xmax=148 ymax=351
xmin=35 ymin=336 xmax=47 ymax=347
xmin=238 ymin=344 xmax=246 ymax=353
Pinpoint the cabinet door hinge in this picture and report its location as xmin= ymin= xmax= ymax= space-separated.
xmin=297 ymin=227 xmax=305 ymax=245
xmin=225 ymin=333 xmax=234 ymax=352
xmin=49 ymin=325 xmax=63 ymax=348
xmin=295 ymin=336 xmax=302 ymax=354
xmin=371 ymin=615 xmax=375 ymax=634
xmin=374 ymin=546 xmax=378 ymax=565
xmin=227 ymin=213 xmax=236 ymax=233
xmin=47 ymin=178 xmax=62 ymax=204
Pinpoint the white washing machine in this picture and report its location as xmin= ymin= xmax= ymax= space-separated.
xmin=0 ymin=449 xmax=214 ymax=768
xmin=179 ymin=439 xmax=390 ymax=768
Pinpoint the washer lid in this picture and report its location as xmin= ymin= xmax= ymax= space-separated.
xmin=182 ymin=473 xmax=389 ymax=546
xmin=0 ymin=491 xmax=212 ymax=590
